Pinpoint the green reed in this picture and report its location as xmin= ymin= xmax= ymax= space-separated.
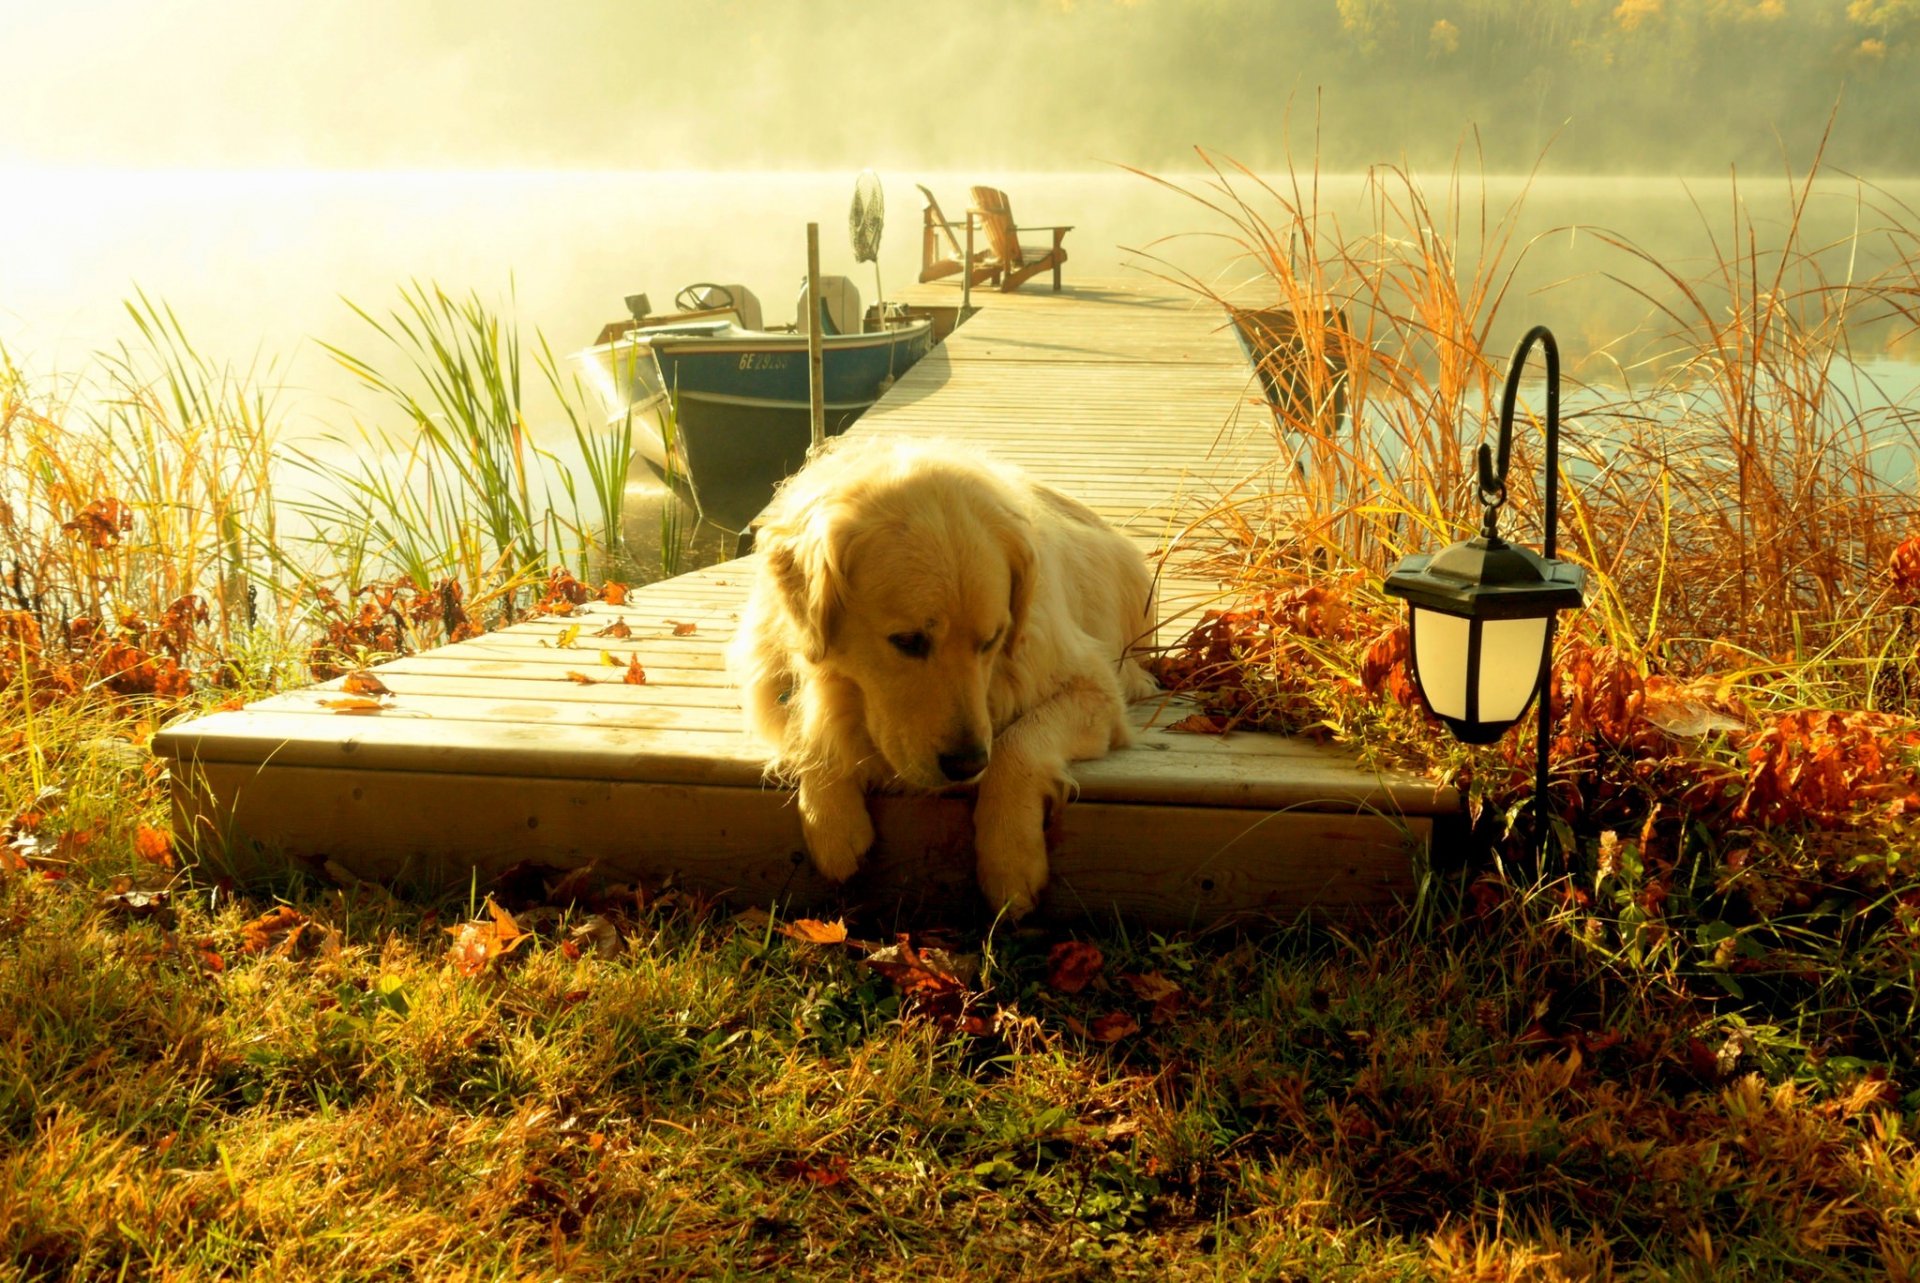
xmin=298 ymin=281 xmax=631 ymax=595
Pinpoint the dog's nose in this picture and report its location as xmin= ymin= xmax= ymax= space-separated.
xmin=937 ymin=746 xmax=989 ymax=782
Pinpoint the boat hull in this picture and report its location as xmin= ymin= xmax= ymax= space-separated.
xmin=650 ymin=320 xmax=934 ymax=530
xmin=575 ymin=317 xmax=737 ymax=497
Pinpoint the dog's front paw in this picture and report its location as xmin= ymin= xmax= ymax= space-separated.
xmin=973 ymin=770 xmax=1070 ymax=919
xmin=797 ymin=778 xmax=874 ymax=882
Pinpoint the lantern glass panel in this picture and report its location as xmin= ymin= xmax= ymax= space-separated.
xmin=1479 ymin=616 xmax=1550 ymax=722
xmin=1413 ymin=609 xmax=1552 ymax=725
xmin=1411 ymin=608 xmax=1469 ymax=720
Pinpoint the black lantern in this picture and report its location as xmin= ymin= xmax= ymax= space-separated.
xmin=1383 ymin=327 xmax=1586 ymax=830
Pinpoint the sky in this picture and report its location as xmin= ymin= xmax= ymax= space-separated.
xmin=8 ymin=0 xmax=1918 ymax=176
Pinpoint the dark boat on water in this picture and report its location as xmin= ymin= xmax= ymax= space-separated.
xmin=578 ymin=278 xmax=934 ymax=531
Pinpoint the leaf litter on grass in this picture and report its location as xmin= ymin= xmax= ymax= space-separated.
xmin=445 ymin=897 xmax=534 ymax=977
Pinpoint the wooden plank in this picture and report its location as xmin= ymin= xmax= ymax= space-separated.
xmin=178 ymin=763 xmax=1427 ymax=926
xmin=376 ymin=653 xmax=734 ymax=684
xmin=161 ymin=700 xmax=1455 ymax=816
xmin=252 ymin=686 xmax=747 ymax=730
xmin=163 ymin=709 xmax=770 ymax=784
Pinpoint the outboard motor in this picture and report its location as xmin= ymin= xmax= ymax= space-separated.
xmin=795 ymin=276 xmax=862 ymax=336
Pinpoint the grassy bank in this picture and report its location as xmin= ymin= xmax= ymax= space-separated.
xmin=6 ymin=868 xmax=1918 ymax=1278
xmin=6 ymin=156 xmax=1920 ymax=1276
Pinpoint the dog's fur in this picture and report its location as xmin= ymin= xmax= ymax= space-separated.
xmin=727 ymin=437 xmax=1157 ymax=917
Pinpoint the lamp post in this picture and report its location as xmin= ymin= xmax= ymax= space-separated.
xmin=1382 ymin=325 xmax=1586 ymax=857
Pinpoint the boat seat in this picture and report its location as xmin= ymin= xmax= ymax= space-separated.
xmin=717 ymin=284 xmax=763 ymax=332
xmin=795 ymin=276 xmax=862 ymax=336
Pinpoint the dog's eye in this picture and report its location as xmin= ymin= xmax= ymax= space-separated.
xmin=888 ymin=631 xmax=930 ymax=659
xmin=978 ymin=629 xmax=1003 ymax=654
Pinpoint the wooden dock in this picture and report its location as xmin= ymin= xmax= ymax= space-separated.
xmin=153 ymin=278 xmax=1458 ymax=927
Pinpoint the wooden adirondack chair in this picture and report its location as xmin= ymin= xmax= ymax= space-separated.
xmin=968 ymin=186 xmax=1071 ymax=292
xmin=917 ymin=184 xmax=1000 ymax=286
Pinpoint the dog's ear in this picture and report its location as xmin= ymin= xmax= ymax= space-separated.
xmin=999 ymin=518 xmax=1036 ymax=659
xmin=762 ymin=520 xmax=842 ymax=665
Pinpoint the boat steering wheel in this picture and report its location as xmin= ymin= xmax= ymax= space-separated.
xmin=675 ymin=283 xmax=736 ymax=313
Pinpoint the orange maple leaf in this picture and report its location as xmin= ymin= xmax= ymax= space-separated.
xmin=241 ymin=905 xmax=308 ymax=954
xmin=134 ymin=823 xmax=174 ymax=869
xmin=319 ymin=696 xmax=387 ymax=714
xmin=780 ymin=917 xmax=849 ymax=945
xmin=342 ymin=670 xmax=393 ymax=697
xmin=445 ymin=897 xmax=533 ymax=977
xmin=1046 ymin=940 xmax=1104 ymax=993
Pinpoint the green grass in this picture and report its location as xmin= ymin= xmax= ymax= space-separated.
xmin=3 ymin=828 xmax=1918 ymax=1280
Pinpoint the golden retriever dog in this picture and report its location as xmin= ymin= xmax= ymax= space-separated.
xmin=728 ymin=437 xmax=1157 ymax=917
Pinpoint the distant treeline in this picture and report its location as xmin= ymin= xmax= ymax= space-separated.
xmin=777 ymin=0 xmax=1920 ymax=176
xmin=16 ymin=0 xmax=1918 ymax=175
xmin=1281 ymin=0 xmax=1920 ymax=172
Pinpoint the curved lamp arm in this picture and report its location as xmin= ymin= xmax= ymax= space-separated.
xmin=1478 ymin=325 xmax=1560 ymax=559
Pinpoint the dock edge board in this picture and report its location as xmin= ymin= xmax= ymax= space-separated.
xmin=172 ymin=760 xmax=1436 ymax=928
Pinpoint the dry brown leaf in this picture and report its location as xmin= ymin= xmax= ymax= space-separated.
xmin=564 ymin=671 xmax=595 ymax=685
xmin=342 ymin=670 xmax=393 ymax=697
xmin=1643 ymin=675 xmax=1746 ymax=738
xmin=241 ymin=904 xmax=308 ymax=954
xmin=594 ymin=619 xmax=633 ymax=639
xmin=1046 ymin=940 xmax=1104 ymax=993
xmin=445 ymin=896 xmax=533 ymax=977
xmin=565 ymin=913 xmax=621 ymax=960
xmin=319 ymin=696 xmax=388 ymax=714
xmin=780 ymin=917 xmax=849 ymax=945
xmin=1088 ymin=1011 xmax=1140 ymax=1042
xmin=1120 ymin=971 xmax=1181 ymax=1003
xmin=134 ymin=823 xmax=175 ymax=869
xmin=600 ymin=582 xmax=629 ymax=605
xmin=1122 ymin=971 xmax=1188 ymax=1022
xmin=732 ymin=905 xmax=774 ymax=933
xmin=1166 ymin=712 xmax=1229 ymax=735
xmin=670 ymin=621 xmax=697 ymax=636
xmin=774 ymin=1155 xmax=849 ymax=1187
xmin=866 ymin=937 xmax=969 ymax=998
xmin=623 ymin=655 xmax=647 ymax=685
xmin=1894 ymin=535 xmax=1920 ymax=601
xmin=100 ymin=887 xmax=172 ymax=922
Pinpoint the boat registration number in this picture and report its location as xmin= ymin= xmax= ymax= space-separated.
xmin=738 ymin=353 xmax=792 ymax=371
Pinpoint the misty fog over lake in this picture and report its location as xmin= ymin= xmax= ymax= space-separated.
xmin=6 ymin=167 xmax=1918 ymax=439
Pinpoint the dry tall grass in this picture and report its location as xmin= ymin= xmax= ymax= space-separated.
xmin=1130 ymin=147 xmax=1920 ymax=1083
xmin=1137 ymin=146 xmax=1920 ymax=703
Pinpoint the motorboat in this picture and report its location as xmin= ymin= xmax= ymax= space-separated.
xmin=577 ymin=278 xmax=933 ymax=530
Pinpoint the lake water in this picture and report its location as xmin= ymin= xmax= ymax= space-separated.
xmin=5 ymin=167 xmax=1918 ymax=570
